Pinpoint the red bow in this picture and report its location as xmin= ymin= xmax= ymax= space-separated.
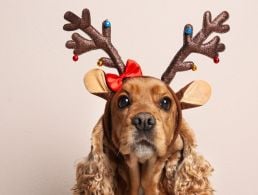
xmin=105 ymin=59 xmax=142 ymax=91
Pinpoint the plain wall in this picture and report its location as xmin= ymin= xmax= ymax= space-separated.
xmin=1 ymin=0 xmax=258 ymax=194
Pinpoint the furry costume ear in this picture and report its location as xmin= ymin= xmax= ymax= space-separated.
xmin=84 ymin=69 xmax=112 ymax=100
xmin=176 ymin=80 xmax=211 ymax=110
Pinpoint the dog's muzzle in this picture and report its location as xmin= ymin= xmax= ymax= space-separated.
xmin=131 ymin=112 xmax=156 ymax=131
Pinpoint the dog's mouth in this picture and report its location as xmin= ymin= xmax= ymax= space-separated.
xmin=136 ymin=138 xmax=154 ymax=147
xmin=132 ymin=137 xmax=156 ymax=163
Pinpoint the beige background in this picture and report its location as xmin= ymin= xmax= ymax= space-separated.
xmin=1 ymin=0 xmax=258 ymax=194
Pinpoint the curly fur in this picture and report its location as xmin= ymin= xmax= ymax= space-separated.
xmin=73 ymin=152 xmax=115 ymax=195
xmin=72 ymin=118 xmax=117 ymax=195
xmin=173 ymin=149 xmax=214 ymax=195
xmin=157 ymin=119 xmax=213 ymax=195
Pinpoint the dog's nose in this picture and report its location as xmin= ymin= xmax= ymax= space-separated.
xmin=132 ymin=112 xmax=156 ymax=131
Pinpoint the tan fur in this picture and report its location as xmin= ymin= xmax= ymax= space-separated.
xmin=73 ymin=77 xmax=213 ymax=195
xmin=72 ymin=118 xmax=116 ymax=195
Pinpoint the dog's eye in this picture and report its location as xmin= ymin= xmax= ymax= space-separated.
xmin=118 ymin=95 xmax=130 ymax=109
xmin=160 ymin=97 xmax=171 ymax=111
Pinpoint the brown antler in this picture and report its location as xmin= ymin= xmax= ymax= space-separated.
xmin=63 ymin=8 xmax=125 ymax=74
xmin=161 ymin=11 xmax=230 ymax=84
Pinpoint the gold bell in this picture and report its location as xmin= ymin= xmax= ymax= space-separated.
xmin=97 ymin=59 xmax=103 ymax=66
xmin=192 ymin=64 xmax=197 ymax=71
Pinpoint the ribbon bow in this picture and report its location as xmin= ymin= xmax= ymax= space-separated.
xmin=105 ymin=59 xmax=142 ymax=91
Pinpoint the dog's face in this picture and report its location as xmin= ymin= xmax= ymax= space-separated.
xmin=109 ymin=77 xmax=180 ymax=162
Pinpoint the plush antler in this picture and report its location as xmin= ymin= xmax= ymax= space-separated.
xmin=161 ymin=11 xmax=230 ymax=84
xmin=63 ymin=8 xmax=125 ymax=74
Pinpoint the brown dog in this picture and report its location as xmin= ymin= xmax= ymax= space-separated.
xmin=106 ymin=77 xmax=181 ymax=194
xmin=73 ymin=76 xmax=213 ymax=195
xmin=63 ymin=8 xmax=229 ymax=195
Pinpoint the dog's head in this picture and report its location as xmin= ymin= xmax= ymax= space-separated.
xmin=64 ymin=8 xmax=229 ymax=162
xmin=108 ymin=77 xmax=180 ymax=162
xmin=84 ymin=68 xmax=211 ymax=162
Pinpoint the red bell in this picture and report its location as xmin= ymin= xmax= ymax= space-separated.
xmin=73 ymin=55 xmax=79 ymax=62
xmin=213 ymin=56 xmax=219 ymax=64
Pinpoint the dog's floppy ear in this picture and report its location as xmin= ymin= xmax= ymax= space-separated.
xmin=176 ymin=80 xmax=211 ymax=110
xmin=73 ymin=117 xmax=115 ymax=194
xmin=84 ymin=69 xmax=112 ymax=100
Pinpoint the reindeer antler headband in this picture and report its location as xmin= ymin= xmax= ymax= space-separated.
xmin=63 ymin=9 xmax=229 ymax=94
xmin=161 ymin=11 xmax=230 ymax=83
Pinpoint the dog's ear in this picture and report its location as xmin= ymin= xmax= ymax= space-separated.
xmin=176 ymin=80 xmax=211 ymax=110
xmin=84 ymin=69 xmax=112 ymax=100
xmin=73 ymin=117 xmax=115 ymax=194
